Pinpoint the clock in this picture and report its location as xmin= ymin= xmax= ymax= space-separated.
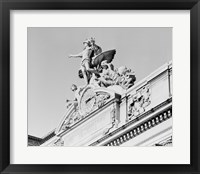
xmin=79 ymin=86 xmax=96 ymax=116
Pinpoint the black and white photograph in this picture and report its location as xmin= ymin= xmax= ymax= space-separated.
xmin=28 ymin=27 xmax=172 ymax=147
xmin=2 ymin=0 xmax=199 ymax=172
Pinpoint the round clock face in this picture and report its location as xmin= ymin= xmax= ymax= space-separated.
xmin=79 ymin=86 xmax=96 ymax=116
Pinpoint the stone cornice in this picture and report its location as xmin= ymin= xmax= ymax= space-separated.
xmin=90 ymin=97 xmax=172 ymax=146
xmin=105 ymin=107 xmax=172 ymax=146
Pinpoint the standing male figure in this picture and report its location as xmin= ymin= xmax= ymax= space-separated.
xmin=68 ymin=39 xmax=97 ymax=85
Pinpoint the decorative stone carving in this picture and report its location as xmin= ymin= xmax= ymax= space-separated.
xmin=91 ymin=62 xmax=136 ymax=90
xmin=128 ymin=86 xmax=151 ymax=120
xmin=79 ymin=86 xmax=97 ymax=116
xmin=94 ymin=92 xmax=110 ymax=108
xmin=60 ymin=108 xmax=82 ymax=131
xmin=104 ymin=105 xmax=119 ymax=135
xmin=63 ymin=38 xmax=137 ymax=133
xmin=69 ymin=38 xmax=136 ymax=88
xmin=115 ymin=66 xmax=136 ymax=89
xmin=128 ymin=85 xmax=151 ymax=120
xmin=79 ymin=86 xmax=111 ymax=116
xmin=61 ymin=88 xmax=112 ymax=132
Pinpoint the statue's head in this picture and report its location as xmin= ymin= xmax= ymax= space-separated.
xmin=90 ymin=37 xmax=95 ymax=44
xmin=71 ymin=84 xmax=77 ymax=92
xmin=83 ymin=39 xmax=91 ymax=47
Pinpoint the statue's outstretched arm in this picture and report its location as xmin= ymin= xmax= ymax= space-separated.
xmin=68 ymin=52 xmax=82 ymax=58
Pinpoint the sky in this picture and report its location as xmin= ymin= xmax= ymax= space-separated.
xmin=28 ymin=27 xmax=172 ymax=138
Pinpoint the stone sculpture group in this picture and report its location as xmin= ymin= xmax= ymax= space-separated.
xmin=68 ymin=37 xmax=136 ymax=104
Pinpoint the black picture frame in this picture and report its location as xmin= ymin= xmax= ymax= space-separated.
xmin=0 ymin=0 xmax=199 ymax=173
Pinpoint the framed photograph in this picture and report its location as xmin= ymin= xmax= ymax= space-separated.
xmin=0 ymin=0 xmax=199 ymax=173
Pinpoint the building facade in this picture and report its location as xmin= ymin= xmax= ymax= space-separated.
xmin=39 ymin=61 xmax=172 ymax=147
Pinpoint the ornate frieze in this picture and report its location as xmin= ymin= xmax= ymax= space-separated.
xmin=128 ymin=85 xmax=151 ymax=121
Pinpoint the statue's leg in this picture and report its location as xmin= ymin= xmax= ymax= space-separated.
xmin=81 ymin=66 xmax=89 ymax=85
xmin=85 ymin=61 xmax=98 ymax=74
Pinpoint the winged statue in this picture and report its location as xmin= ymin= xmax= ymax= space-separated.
xmin=67 ymin=37 xmax=136 ymax=112
xmin=69 ymin=37 xmax=116 ymax=85
xmin=90 ymin=49 xmax=116 ymax=68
